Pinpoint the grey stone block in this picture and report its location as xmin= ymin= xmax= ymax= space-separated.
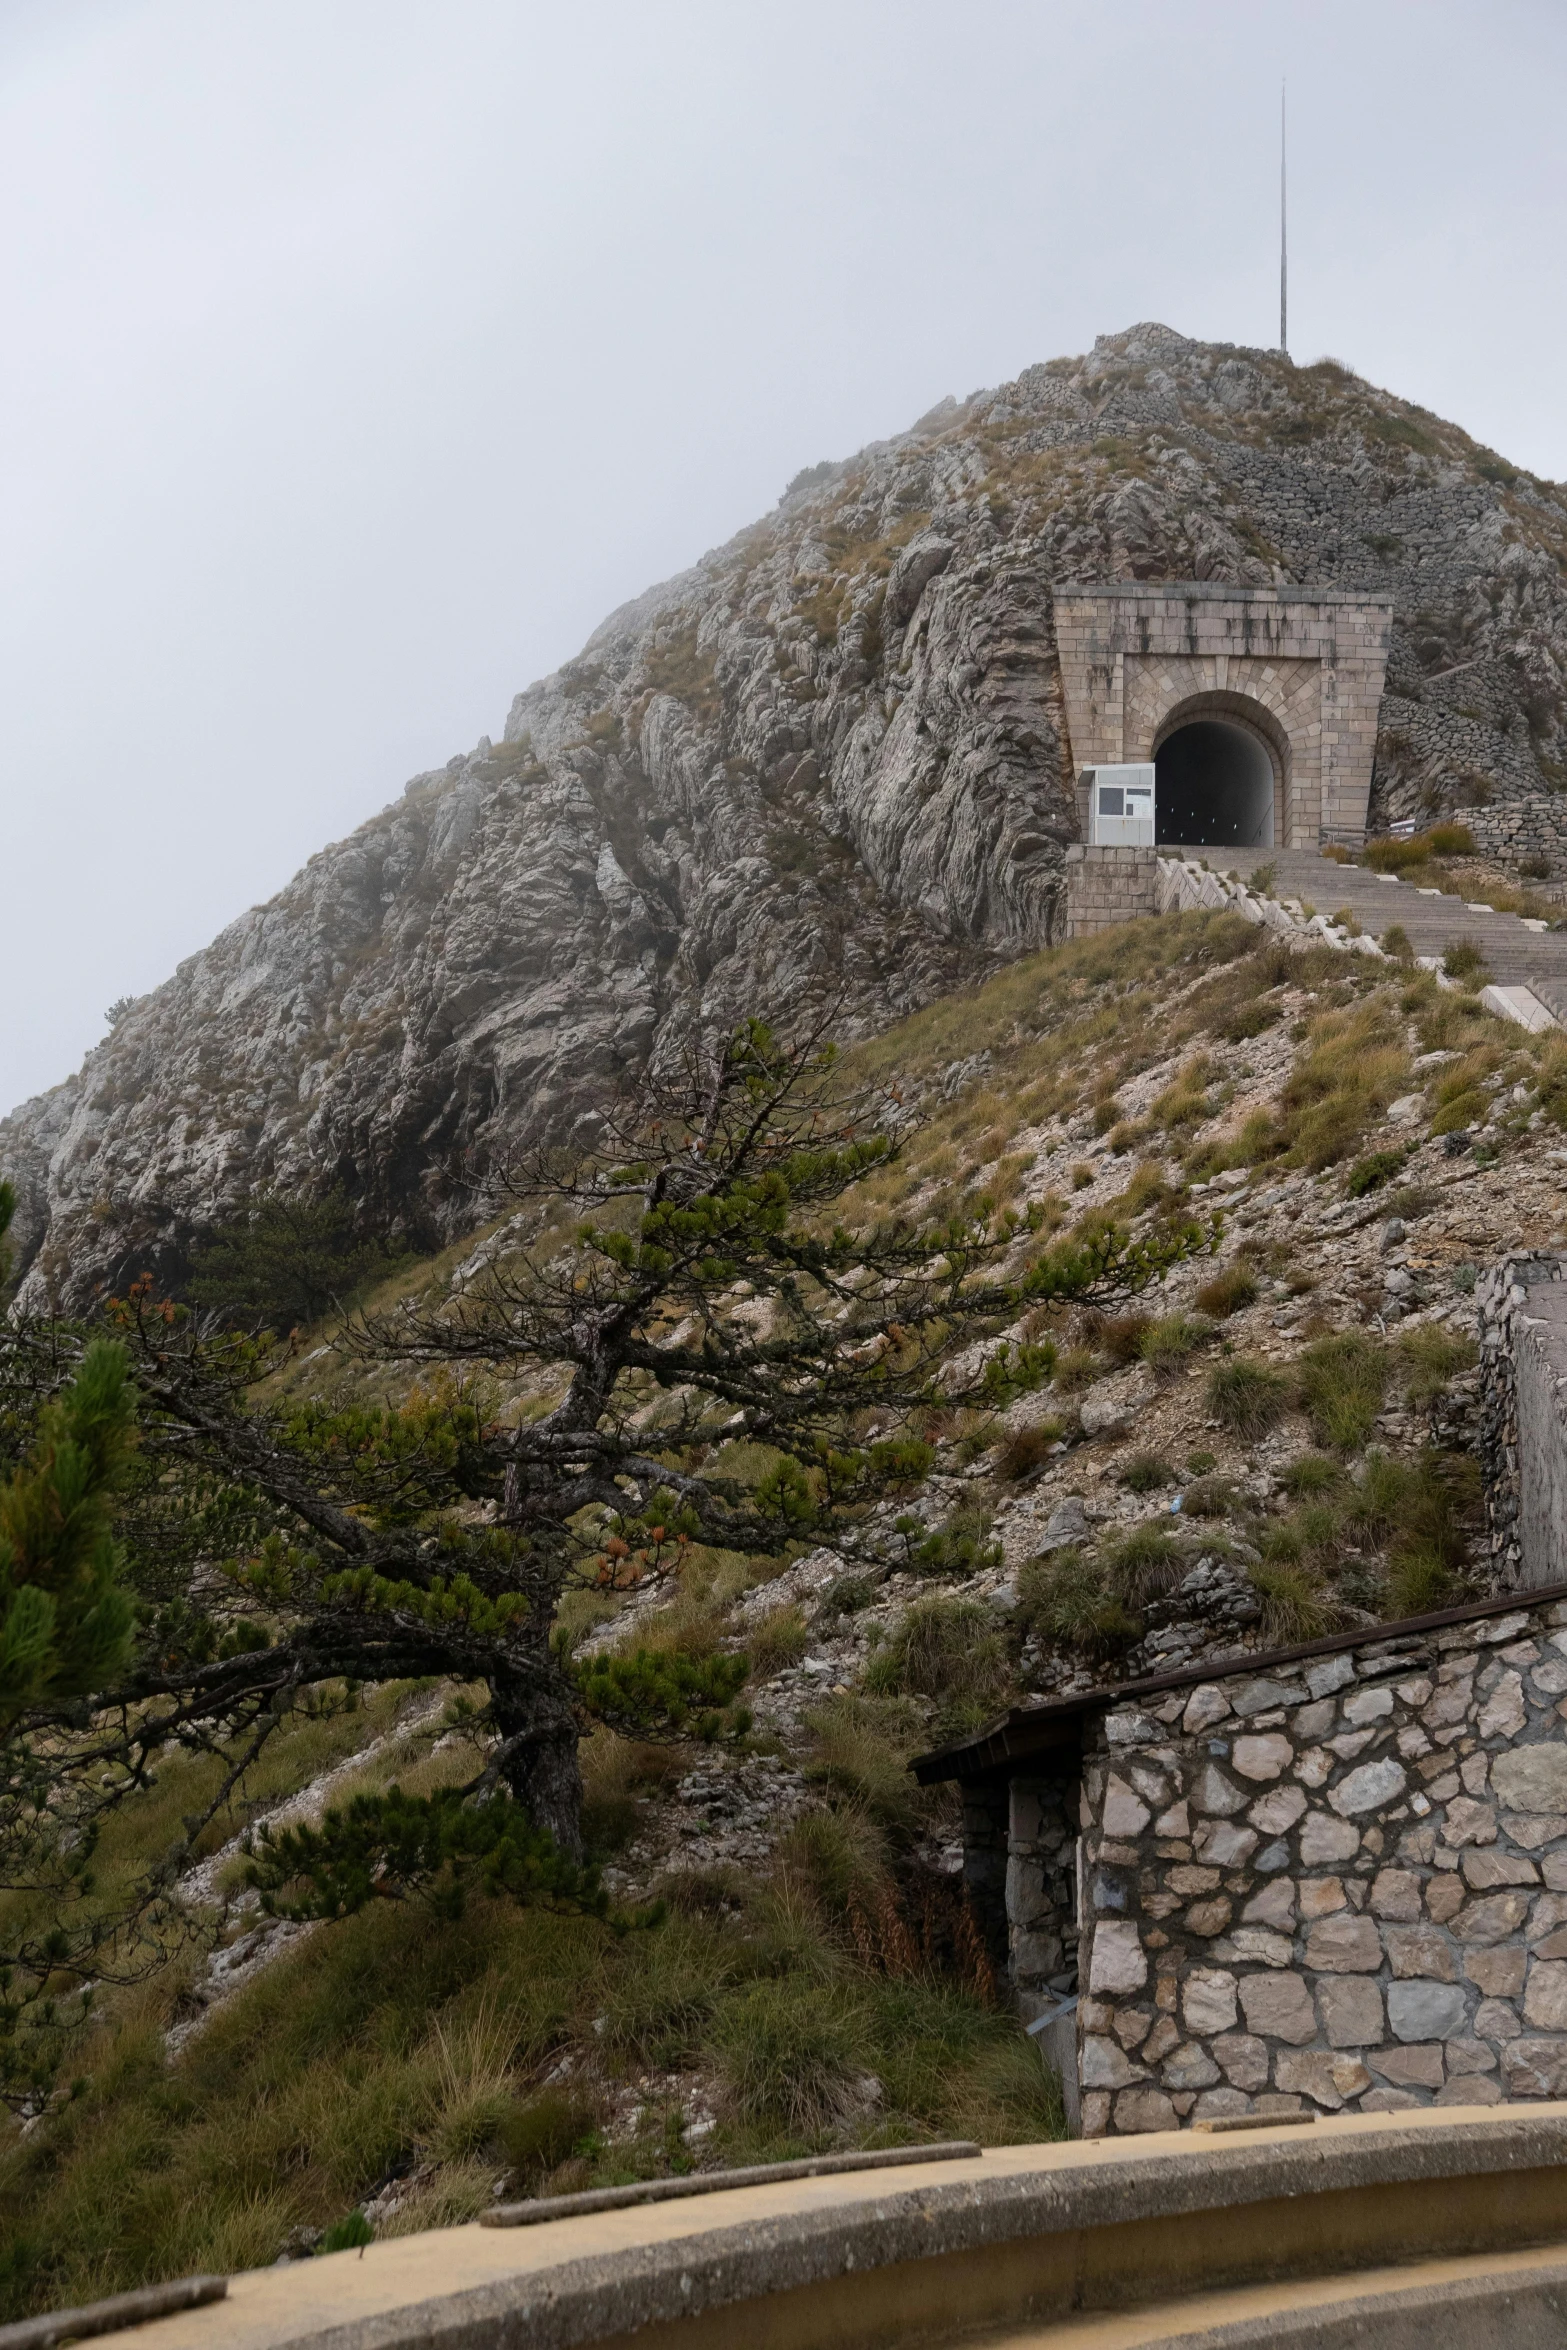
xmin=1387 ymin=1980 xmax=1468 ymax=2042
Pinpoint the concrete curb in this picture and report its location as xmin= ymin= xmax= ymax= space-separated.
xmin=1137 ymin=2259 xmax=1567 ymax=2348
xmin=91 ymin=2108 xmax=1567 ymax=2350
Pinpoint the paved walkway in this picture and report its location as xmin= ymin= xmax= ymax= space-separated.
xmin=1164 ymin=845 xmax=1567 ymax=1026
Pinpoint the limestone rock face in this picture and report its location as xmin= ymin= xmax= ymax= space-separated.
xmin=8 ymin=319 xmax=1567 ymax=1303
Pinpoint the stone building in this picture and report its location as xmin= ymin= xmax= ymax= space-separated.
xmin=1054 ymin=585 xmax=1394 ymax=851
xmin=916 ymin=1582 xmax=1567 ymax=2138
xmin=1053 ymin=582 xmax=1395 ymax=945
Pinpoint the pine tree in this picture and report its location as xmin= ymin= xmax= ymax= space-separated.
xmin=108 ymin=1020 xmax=1203 ymax=1868
xmin=185 ymin=1185 xmax=402 ymax=1330
xmin=0 ymin=1177 xmax=140 ymax=2102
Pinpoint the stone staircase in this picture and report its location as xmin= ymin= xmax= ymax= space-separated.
xmin=1163 ymin=844 xmax=1567 ymax=1030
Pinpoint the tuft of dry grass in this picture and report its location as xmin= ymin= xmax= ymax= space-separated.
xmin=748 ymin=1605 xmax=810 ymax=1679
xmin=1194 ymin=1265 xmax=1259 ymax=1319
xmin=1296 ymin=1333 xmax=1387 ymax=1453
xmin=997 ymin=1422 xmax=1062 ymax=1481
xmin=1206 ymin=1356 xmax=1291 ymax=1437
xmin=1247 ymin=1559 xmax=1336 ymax=1643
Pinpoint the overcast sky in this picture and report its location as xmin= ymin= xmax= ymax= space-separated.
xmin=3 ymin=0 xmax=1564 ymax=1114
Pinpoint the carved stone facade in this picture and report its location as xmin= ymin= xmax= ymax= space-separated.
xmin=1053 ymin=586 xmax=1394 ymax=849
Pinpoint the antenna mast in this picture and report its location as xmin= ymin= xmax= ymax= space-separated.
xmin=1280 ymin=81 xmax=1289 ymax=356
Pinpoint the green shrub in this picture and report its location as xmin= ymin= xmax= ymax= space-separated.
xmin=579 ymin=1733 xmax=678 ymax=1857
xmin=1206 ymin=1357 xmax=1290 ymax=1437
xmin=1096 ymin=1312 xmax=1153 ymax=1365
xmin=1247 ymin=1559 xmax=1334 ymax=1643
xmin=1017 ymin=1550 xmax=1140 ymax=1659
xmin=908 ymin=1509 xmax=1002 ymax=1581
xmin=1270 ymin=1500 xmax=1346 ymax=1570
xmin=1443 ymin=937 xmax=1488 ymax=983
xmin=1386 ymin=1544 xmax=1456 ymax=1618
xmin=863 ymin=1599 xmax=1007 ymax=1721
xmin=1280 ymin=1453 xmax=1343 ymax=1499
xmin=597 ymin=1921 xmax=734 ymax=2065
xmin=712 ymin=1979 xmax=870 ymax=2136
xmin=1297 ymin=1333 xmax=1387 ymax=1452
xmin=771 ymin=1806 xmax=891 ymax=1923
xmin=802 ymin=1696 xmax=925 ymax=1840
xmin=496 ymin=2090 xmax=598 ymax=2184
xmin=820 ymin=1574 xmax=877 ymax=1616
xmin=1222 ymin=1000 xmax=1281 ymax=1043
xmin=1397 ymin=1326 xmax=1477 ymax=1405
xmin=1140 ymin=1314 xmax=1214 ymax=1373
xmin=1194 ymin=1265 xmax=1259 ymax=1318
xmin=866 ymin=1436 xmax=938 ymax=1486
xmin=1277 ymin=1003 xmax=1409 ymax=1171
xmin=1430 ymin=1087 xmax=1487 ymax=1136
xmin=1120 ymin=1453 xmax=1173 ymax=1494
xmin=1364 ymin=824 xmax=1474 ymax=870
xmin=1343 ymin=1448 xmax=1474 ymax=1600
xmin=318 ymin=2209 xmax=375 ymax=2254
xmin=186 ymin=1185 xmax=405 ymax=1330
xmin=1345 ymin=1149 xmax=1408 ymax=1197
xmin=1380 ymin=925 xmax=1414 ymax=962
xmin=1099 ymin=1525 xmax=1188 ymax=1606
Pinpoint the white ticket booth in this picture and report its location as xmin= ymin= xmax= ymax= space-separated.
xmin=1085 ymin=765 xmax=1156 ymax=846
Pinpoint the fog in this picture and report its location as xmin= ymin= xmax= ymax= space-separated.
xmin=2 ymin=0 xmax=1564 ymax=1112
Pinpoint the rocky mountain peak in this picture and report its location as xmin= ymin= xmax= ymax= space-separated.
xmin=5 ymin=327 xmax=1566 ymax=1308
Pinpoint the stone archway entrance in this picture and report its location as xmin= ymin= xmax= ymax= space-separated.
xmin=1156 ymin=719 xmax=1273 ymax=847
xmin=1053 ymin=585 xmax=1393 ymax=850
xmin=1154 ymin=700 xmax=1281 ymax=848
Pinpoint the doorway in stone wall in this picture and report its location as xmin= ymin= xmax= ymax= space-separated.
xmin=1155 ymin=714 xmax=1279 ymax=848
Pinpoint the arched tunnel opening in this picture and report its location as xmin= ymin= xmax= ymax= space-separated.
xmin=1155 ymin=718 xmax=1276 ymax=847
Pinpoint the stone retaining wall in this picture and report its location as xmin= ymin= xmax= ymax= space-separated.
xmin=1075 ymin=1591 xmax=1567 ymax=2136
xmin=1450 ymin=797 xmax=1567 ymax=872
xmin=1477 ymin=1255 xmax=1567 ymax=1590
xmin=1063 ymin=846 xmax=1159 ymax=937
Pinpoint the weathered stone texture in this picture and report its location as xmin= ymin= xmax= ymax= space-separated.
xmin=1478 ymin=1255 xmax=1567 ymax=1591
xmin=1073 ymin=1591 xmax=1567 ymax=2133
xmin=6 ymin=321 xmax=1567 ymax=1305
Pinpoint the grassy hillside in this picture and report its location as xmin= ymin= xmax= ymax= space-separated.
xmin=8 ymin=896 xmax=1567 ymax=2313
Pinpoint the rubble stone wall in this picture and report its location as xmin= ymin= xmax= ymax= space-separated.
xmin=1477 ymin=1254 xmax=1567 ymax=1589
xmin=1064 ymin=846 xmax=1160 ymax=937
xmin=1007 ymin=1773 xmax=1080 ymax=2018
xmin=1073 ymin=1593 xmax=1567 ymax=2137
xmin=1450 ymin=797 xmax=1567 ymax=872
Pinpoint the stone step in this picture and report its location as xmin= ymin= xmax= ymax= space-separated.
xmin=1161 ymin=847 xmax=1567 ymax=1016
